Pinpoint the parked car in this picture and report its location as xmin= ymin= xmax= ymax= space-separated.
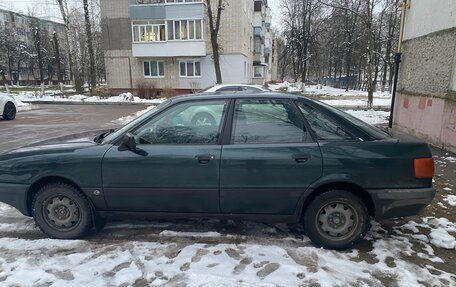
xmin=198 ymin=84 xmax=270 ymax=93
xmin=0 ymin=94 xmax=17 ymax=120
xmin=0 ymin=93 xmax=435 ymax=249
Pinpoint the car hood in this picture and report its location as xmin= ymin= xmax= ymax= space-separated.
xmin=6 ymin=130 xmax=107 ymax=155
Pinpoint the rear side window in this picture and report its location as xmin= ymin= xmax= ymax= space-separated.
xmin=232 ymin=99 xmax=310 ymax=144
xmin=297 ymin=102 xmax=353 ymax=140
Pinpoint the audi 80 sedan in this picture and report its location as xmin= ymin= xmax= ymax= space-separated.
xmin=0 ymin=93 xmax=435 ymax=249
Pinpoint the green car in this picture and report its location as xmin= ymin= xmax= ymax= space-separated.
xmin=0 ymin=93 xmax=435 ymax=249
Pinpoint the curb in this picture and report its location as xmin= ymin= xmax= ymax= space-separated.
xmin=19 ymin=101 xmax=158 ymax=106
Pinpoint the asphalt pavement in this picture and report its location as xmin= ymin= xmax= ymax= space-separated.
xmin=0 ymin=104 xmax=145 ymax=153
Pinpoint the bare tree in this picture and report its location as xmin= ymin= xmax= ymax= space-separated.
xmin=32 ymin=22 xmax=44 ymax=84
xmin=206 ymin=0 xmax=224 ymax=84
xmin=83 ymin=0 xmax=96 ymax=93
xmin=57 ymin=0 xmax=83 ymax=93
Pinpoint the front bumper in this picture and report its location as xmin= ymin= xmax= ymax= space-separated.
xmin=368 ymin=187 xmax=436 ymax=220
xmin=0 ymin=182 xmax=30 ymax=216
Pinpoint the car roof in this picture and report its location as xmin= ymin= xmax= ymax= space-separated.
xmin=170 ymin=92 xmax=310 ymax=103
xmin=212 ymin=84 xmax=266 ymax=88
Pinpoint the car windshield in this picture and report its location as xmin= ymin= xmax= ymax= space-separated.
xmin=313 ymin=101 xmax=391 ymax=140
xmin=101 ymin=99 xmax=172 ymax=144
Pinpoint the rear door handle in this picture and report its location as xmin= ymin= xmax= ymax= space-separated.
xmin=293 ymin=154 xmax=310 ymax=163
xmin=196 ymin=154 xmax=215 ymax=164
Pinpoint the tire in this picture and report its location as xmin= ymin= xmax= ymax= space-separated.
xmin=2 ymin=102 xmax=16 ymax=120
xmin=191 ymin=112 xmax=216 ymax=127
xmin=32 ymin=183 xmax=93 ymax=239
xmin=304 ymin=190 xmax=370 ymax=250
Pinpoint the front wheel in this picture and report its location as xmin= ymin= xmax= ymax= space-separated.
xmin=2 ymin=102 xmax=16 ymax=120
xmin=304 ymin=190 xmax=370 ymax=250
xmin=32 ymin=183 xmax=93 ymax=239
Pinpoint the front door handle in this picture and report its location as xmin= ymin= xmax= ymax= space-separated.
xmin=196 ymin=154 xmax=215 ymax=164
xmin=293 ymin=154 xmax=310 ymax=163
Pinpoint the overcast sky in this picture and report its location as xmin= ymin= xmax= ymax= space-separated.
xmin=0 ymin=0 xmax=282 ymax=27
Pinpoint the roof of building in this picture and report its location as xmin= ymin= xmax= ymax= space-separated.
xmin=0 ymin=6 xmax=64 ymax=26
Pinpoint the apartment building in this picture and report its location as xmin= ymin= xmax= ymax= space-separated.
xmin=393 ymin=0 xmax=456 ymax=152
xmin=0 ymin=8 xmax=65 ymax=85
xmin=101 ymin=0 xmax=275 ymax=95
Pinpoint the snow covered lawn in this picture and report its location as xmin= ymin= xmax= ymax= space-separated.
xmin=269 ymin=82 xmax=391 ymax=98
xmin=13 ymin=92 xmax=165 ymax=105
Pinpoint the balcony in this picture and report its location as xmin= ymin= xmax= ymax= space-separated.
xmin=130 ymin=1 xmax=204 ymax=20
xmin=132 ymin=41 xmax=206 ymax=57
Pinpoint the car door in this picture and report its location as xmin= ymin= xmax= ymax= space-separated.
xmin=220 ymin=98 xmax=323 ymax=214
xmin=102 ymin=99 xmax=228 ymax=213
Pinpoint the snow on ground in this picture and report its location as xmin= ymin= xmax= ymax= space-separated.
xmin=112 ymin=105 xmax=157 ymax=125
xmin=319 ymin=98 xmax=392 ymax=107
xmin=269 ymin=82 xmax=391 ymax=98
xmin=13 ymin=92 xmax=165 ymax=105
xmin=343 ymin=109 xmax=390 ymax=125
xmin=0 ymin=202 xmax=454 ymax=286
xmin=443 ymin=195 xmax=456 ymax=207
xmin=16 ymin=99 xmax=33 ymax=112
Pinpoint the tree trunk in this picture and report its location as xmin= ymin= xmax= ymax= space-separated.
xmin=33 ymin=26 xmax=45 ymax=84
xmin=206 ymin=0 xmax=223 ymax=84
xmin=84 ymin=0 xmax=97 ymax=93
xmin=53 ymin=32 xmax=63 ymax=83
xmin=366 ymin=0 xmax=374 ymax=109
xmin=57 ymin=0 xmax=83 ymax=93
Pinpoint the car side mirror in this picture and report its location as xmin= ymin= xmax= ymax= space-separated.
xmin=118 ymin=133 xmax=137 ymax=152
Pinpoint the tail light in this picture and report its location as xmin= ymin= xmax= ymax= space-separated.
xmin=414 ymin=158 xmax=435 ymax=179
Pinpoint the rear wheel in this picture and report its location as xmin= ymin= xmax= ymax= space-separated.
xmin=2 ymin=102 xmax=16 ymax=120
xmin=304 ymin=190 xmax=370 ymax=250
xmin=32 ymin=183 xmax=92 ymax=239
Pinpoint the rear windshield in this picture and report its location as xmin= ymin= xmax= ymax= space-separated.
xmin=312 ymin=101 xmax=391 ymax=140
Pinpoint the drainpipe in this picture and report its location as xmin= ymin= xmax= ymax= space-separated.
xmin=389 ymin=0 xmax=409 ymax=128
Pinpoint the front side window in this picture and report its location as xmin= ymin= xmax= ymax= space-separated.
xmin=296 ymin=102 xmax=353 ymax=140
xmin=232 ymin=99 xmax=309 ymax=144
xmin=144 ymin=61 xmax=165 ymax=77
xmin=180 ymin=60 xmax=201 ymax=77
xmin=133 ymin=100 xmax=227 ymax=145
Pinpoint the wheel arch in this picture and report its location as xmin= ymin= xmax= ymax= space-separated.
xmin=300 ymin=181 xmax=375 ymax=219
xmin=26 ymin=176 xmax=88 ymax=215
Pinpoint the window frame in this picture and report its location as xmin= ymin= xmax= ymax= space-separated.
xmin=295 ymin=100 xmax=361 ymax=142
xmin=167 ymin=19 xmax=204 ymax=42
xmin=129 ymin=99 xmax=230 ymax=146
xmin=179 ymin=60 xmax=201 ymax=78
xmin=228 ymin=98 xmax=315 ymax=145
xmin=132 ymin=21 xmax=166 ymax=43
xmin=143 ymin=60 xmax=165 ymax=78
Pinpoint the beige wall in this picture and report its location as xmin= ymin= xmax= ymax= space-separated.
xmin=102 ymin=0 xmax=271 ymax=90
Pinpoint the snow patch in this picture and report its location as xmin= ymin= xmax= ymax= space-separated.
xmin=443 ymin=195 xmax=456 ymax=207
xmin=113 ymin=105 xmax=157 ymax=125
xmin=345 ymin=109 xmax=390 ymax=125
xmin=14 ymin=91 xmax=166 ymax=105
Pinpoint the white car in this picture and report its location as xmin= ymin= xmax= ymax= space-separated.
xmin=199 ymin=84 xmax=270 ymax=93
xmin=0 ymin=94 xmax=17 ymax=120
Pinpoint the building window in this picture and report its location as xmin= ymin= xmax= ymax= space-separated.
xmin=180 ymin=61 xmax=201 ymax=77
xmin=136 ymin=0 xmax=202 ymax=3
xmin=144 ymin=61 xmax=165 ymax=77
xmin=167 ymin=20 xmax=203 ymax=41
xmin=253 ymin=66 xmax=264 ymax=78
xmin=132 ymin=21 xmax=166 ymax=42
xmin=254 ymin=1 xmax=262 ymax=12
